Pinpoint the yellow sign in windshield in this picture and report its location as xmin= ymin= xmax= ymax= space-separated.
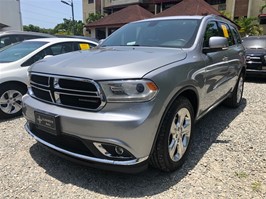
xmin=79 ymin=43 xmax=90 ymax=50
xmin=221 ymin=24 xmax=229 ymax=38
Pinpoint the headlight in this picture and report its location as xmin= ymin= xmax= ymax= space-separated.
xmin=99 ymin=79 xmax=159 ymax=102
xmin=264 ymin=55 xmax=266 ymax=61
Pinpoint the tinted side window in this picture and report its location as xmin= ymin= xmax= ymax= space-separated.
xmin=48 ymin=42 xmax=74 ymax=55
xmin=0 ymin=36 xmax=13 ymax=48
xmin=218 ymin=22 xmax=235 ymax=46
xmin=23 ymin=35 xmax=45 ymax=40
xmin=230 ymin=26 xmax=242 ymax=44
xmin=21 ymin=50 xmax=47 ymax=66
xmin=203 ymin=21 xmax=223 ymax=47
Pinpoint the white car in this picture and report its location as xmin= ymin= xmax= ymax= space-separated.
xmin=0 ymin=37 xmax=98 ymax=119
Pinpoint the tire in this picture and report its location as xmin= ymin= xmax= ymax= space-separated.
xmin=0 ymin=84 xmax=27 ymax=119
xmin=223 ymin=72 xmax=244 ymax=108
xmin=150 ymin=96 xmax=194 ymax=172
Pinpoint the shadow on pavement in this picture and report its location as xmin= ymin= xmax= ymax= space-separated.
xmin=29 ymin=99 xmax=247 ymax=197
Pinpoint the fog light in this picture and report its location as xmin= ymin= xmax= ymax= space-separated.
xmin=93 ymin=142 xmax=134 ymax=159
xmin=115 ymin=146 xmax=124 ymax=155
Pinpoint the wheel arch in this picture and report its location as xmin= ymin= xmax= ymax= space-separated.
xmin=0 ymin=81 xmax=28 ymax=92
xmin=149 ymin=86 xmax=199 ymax=157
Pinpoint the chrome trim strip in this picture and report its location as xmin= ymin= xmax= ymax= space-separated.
xmin=25 ymin=123 xmax=148 ymax=166
xmin=55 ymin=91 xmax=101 ymax=98
xmin=54 ymin=87 xmax=99 ymax=95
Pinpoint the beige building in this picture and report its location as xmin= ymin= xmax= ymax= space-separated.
xmin=206 ymin=0 xmax=266 ymax=33
xmin=0 ymin=0 xmax=22 ymax=31
xmin=83 ymin=0 xmax=266 ymax=37
xmin=206 ymin=0 xmax=266 ymax=18
xmin=83 ymin=0 xmax=266 ymax=21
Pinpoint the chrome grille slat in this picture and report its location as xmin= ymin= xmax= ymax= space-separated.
xmin=29 ymin=73 xmax=105 ymax=111
xmin=55 ymin=91 xmax=101 ymax=98
xmin=54 ymin=86 xmax=99 ymax=95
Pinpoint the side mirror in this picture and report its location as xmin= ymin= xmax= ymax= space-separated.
xmin=99 ymin=39 xmax=105 ymax=45
xmin=44 ymin=55 xmax=53 ymax=59
xmin=203 ymin=36 xmax=228 ymax=53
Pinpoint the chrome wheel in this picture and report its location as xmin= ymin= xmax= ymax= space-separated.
xmin=0 ymin=90 xmax=23 ymax=115
xmin=168 ymin=108 xmax=192 ymax=162
xmin=237 ymin=76 xmax=244 ymax=103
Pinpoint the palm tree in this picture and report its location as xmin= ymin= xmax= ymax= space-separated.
xmin=235 ymin=17 xmax=263 ymax=37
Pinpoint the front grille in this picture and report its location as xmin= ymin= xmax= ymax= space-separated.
xmin=29 ymin=73 xmax=105 ymax=111
xmin=246 ymin=56 xmax=263 ymax=64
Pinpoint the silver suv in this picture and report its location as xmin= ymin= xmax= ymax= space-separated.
xmin=23 ymin=15 xmax=246 ymax=173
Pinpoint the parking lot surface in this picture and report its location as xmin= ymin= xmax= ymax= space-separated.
xmin=0 ymin=79 xmax=265 ymax=199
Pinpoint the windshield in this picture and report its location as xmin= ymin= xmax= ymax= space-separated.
xmin=0 ymin=41 xmax=47 ymax=63
xmin=102 ymin=19 xmax=200 ymax=48
xmin=242 ymin=37 xmax=266 ymax=49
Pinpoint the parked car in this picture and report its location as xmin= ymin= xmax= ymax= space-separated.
xmin=242 ymin=36 xmax=266 ymax=76
xmin=0 ymin=37 xmax=98 ymax=119
xmin=0 ymin=30 xmax=54 ymax=49
xmin=22 ymin=15 xmax=246 ymax=173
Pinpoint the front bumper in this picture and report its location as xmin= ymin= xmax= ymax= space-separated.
xmin=22 ymin=94 xmax=161 ymax=171
xmin=246 ymin=62 xmax=266 ymax=76
xmin=246 ymin=68 xmax=266 ymax=76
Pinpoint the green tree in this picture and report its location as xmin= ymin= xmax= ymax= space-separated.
xmin=23 ymin=24 xmax=54 ymax=34
xmin=235 ymin=17 xmax=263 ymax=37
xmin=53 ymin=18 xmax=84 ymax=35
xmin=220 ymin=11 xmax=232 ymax=20
xmin=260 ymin=4 xmax=266 ymax=14
xmin=23 ymin=24 xmax=41 ymax=32
xmin=86 ymin=12 xmax=103 ymax=23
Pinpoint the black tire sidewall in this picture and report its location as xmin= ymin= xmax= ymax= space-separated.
xmin=156 ymin=96 xmax=195 ymax=171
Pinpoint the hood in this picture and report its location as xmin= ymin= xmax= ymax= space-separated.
xmin=30 ymin=47 xmax=187 ymax=80
xmin=245 ymin=48 xmax=266 ymax=56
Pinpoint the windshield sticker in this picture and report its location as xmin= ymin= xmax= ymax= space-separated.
xmin=80 ymin=43 xmax=90 ymax=50
xmin=221 ymin=24 xmax=229 ymax=38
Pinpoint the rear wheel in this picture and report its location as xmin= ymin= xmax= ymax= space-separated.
xmin=150 ymin=96 xmax=194 ymax=172
xmin=223 ymin=72 xmax=244 ymax=108
xmin=0 ymin=84 xmax=26 ymax=119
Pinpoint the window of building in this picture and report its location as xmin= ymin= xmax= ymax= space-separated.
xmin=259 ymin=15 xmax=266 ymax=24
xmin=88 ymin=0 xmax=94 ymax=4
xmin=205 ymin=0 xmax=226 ymax=5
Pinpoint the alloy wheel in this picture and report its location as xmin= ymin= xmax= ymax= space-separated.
xmin=0 ymin=90 xmax=23 ymax=115
xmin=237 ymin=76 xmax=244 ymax=103
xmin=168 ymin=107 xmax=192 ymax=162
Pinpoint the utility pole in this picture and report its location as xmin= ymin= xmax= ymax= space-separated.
xmin=61 ymin=0 xmax=75 ymax=35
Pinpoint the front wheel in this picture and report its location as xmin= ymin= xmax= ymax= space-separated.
xmin=150 ymin=96 xmax=194 ymax=172
xmin=0 ymin=84 xmax=26 ymax=119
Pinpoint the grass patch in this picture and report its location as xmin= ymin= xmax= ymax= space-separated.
xmin=235 ymin=171 xmax=248 ymax=178
xmin=251 ymin=181 xmax=262 ymax=192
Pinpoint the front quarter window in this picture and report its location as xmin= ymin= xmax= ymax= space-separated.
xmin=102 ymin=19 xmax=200 ymax=48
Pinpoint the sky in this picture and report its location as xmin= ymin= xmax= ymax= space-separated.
xmin=20 ymin=0 xmax=83 ymax=29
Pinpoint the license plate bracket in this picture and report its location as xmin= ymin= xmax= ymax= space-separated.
xmin=34 ymin=111 xmax=60 ymax=135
